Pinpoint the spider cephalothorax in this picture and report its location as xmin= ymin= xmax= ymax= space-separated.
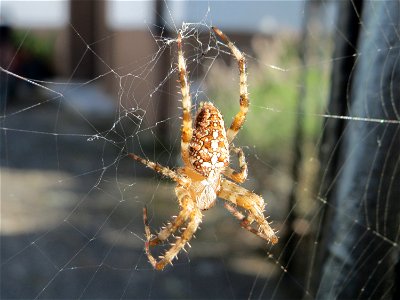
xmin=129 ymin=27 xmax=277 ymax=270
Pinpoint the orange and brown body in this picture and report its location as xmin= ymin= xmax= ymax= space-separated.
xmin=189 ymin=102 xmax=230 ymax=178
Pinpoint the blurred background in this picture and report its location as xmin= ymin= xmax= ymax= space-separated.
xmin=1 ymin=1 xmax=399 ymax=299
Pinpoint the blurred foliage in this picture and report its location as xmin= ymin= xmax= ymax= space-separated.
xmin=207 ymin=33 xmax=331 ymax=161
xmin=12 ymin=30 xmax=55 ymax=62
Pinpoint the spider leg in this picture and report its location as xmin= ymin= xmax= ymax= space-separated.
xmin=224 ymin=202 xmax=274 ymax=242
xmin=177 ymin=32 xmax=193 ymax=166
xmin=223 ymin=146 xmax=248 ymax=183
xmin=212 ymin=27 xmax=249 ymax=144
xmin=218 ymin=178 xmax=278 ymax=244
xmin=143 ymin=186 xmax=192 ymax=246
xmin=144 ymin=187 xmax=202 ymax=270
xmin=128 ymin=153 xmax=190 ymax=187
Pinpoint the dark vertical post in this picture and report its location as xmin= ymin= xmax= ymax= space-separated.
xmin=69 ymin=0 xmax=104 ymax=79
xmin=317 ymin=1 xmax=400 ymax=299
xmin=318 ymin=1 xmax=363 ymax=201
xmin=313 ymin=0 xmax=363 ymax=292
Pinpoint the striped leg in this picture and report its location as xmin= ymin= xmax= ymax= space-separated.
xmin=128 ymin=153 xmax=190 ymax=187
xmin=224 ymin=203 xmax=274 ymax=242
xmin=223 ymin=146 xmax=248 ymax=183
xmin=212 ymin=27 xmax=249 ymax=143
xmin=177 ymin=32 xmax=193 ymax=166
xmin=143 ymin=187 xmax=192 ymax=247
xmin=144 ymin=187 xmax=202 ymax=270
xmin=218 ymin=178 xmax=278 ymax=244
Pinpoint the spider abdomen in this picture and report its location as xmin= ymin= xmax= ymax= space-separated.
xmin=189 ymin=102 xmax=230 ymax=178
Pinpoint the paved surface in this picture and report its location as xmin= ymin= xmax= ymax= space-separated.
xmin=1 ymin=100 xmax=297 ymax=299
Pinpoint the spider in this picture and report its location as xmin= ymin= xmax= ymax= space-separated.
xmin=129 ymin=27 xmax=278 ymax=270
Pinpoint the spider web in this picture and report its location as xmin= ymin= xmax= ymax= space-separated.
xmin=1 ymin=1 xmax=399 ymax=299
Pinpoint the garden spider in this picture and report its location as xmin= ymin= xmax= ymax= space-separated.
xmin=129 ymin=27 xmax=278 ymax=270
